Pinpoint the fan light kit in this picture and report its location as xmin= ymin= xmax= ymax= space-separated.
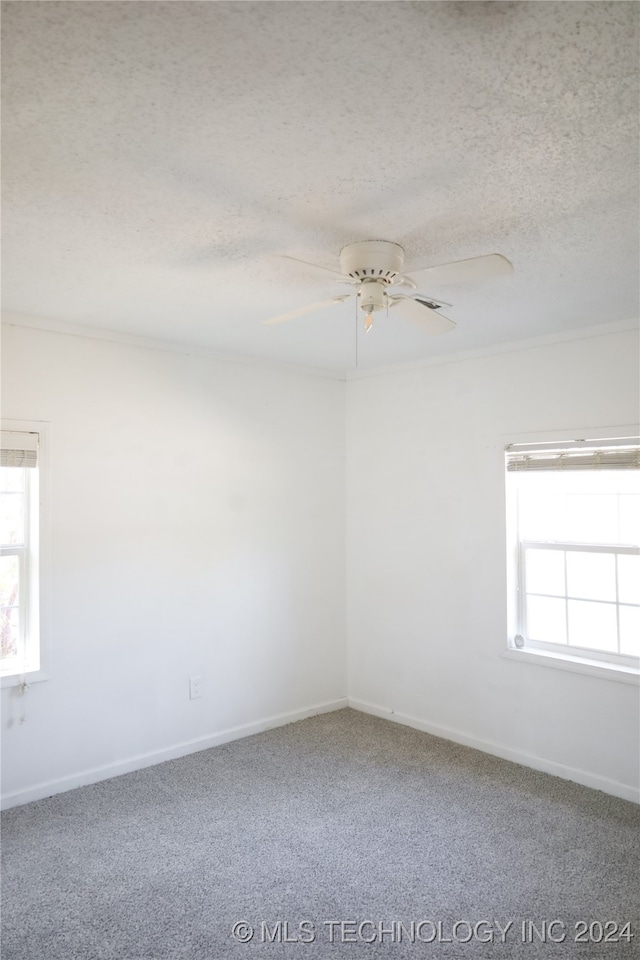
xmin=264 ymin=240 xmax=513 ymax=335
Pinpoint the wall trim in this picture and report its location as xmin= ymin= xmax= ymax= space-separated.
xmin=348 ymin=698 xmax=640 ymax=805
xmin=2 ymin=696 xmax=637 ymax=808
xmin=0 ymin=697 xmax=348 ymax=810
xmin=346 ymin=317 xmax=639 ymax=380
xmin=1 ymin=311 xmax=346 ymax=382
xmin=3 ymin=311 xmax=637 ymax=384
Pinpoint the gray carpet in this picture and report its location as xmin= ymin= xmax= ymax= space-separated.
xmin=2 ymin=708 xmax=639 ymax=959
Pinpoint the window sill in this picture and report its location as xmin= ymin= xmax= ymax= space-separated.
xmin=501 ymin=646 xmax=640 ymax=685
xmin=1 ymin=667 xmax=49 ymax=689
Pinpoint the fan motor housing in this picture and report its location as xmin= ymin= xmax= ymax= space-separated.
xmin=358 ymin=279 xmax=388 ymax=314
xmin=340 ymin=240 xmax=405 ymax=283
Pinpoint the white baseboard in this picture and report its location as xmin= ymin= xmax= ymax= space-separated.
xmin=0 ymin=697 xmax=348 ymax=810
xmin=6 ymin=696 xmax=636 ymax=809
xmin=348 ymin=698 xmax=640 ymax=805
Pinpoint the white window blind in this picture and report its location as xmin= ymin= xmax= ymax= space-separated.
xmin=505 ymin=438 xmax=640 ymax=472
xmin=0 ymin=431 xmax=39 ymax=469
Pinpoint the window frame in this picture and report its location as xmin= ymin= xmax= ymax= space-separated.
xmin=504 ymin=425 xmax=640 ymax=686
xmin=0 ymin=420 xmax=50 ymax=687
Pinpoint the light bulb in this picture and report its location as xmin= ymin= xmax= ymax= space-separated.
xmin=364 ymin=313 xmax=373 ymax=333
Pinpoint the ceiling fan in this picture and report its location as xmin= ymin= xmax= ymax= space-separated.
xmin=264 ymin=241 xmax=513 ymax=334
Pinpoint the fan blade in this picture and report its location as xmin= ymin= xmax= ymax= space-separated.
xmin=407 ymin=253 xmax=513 ymax=287
xmin=273 ymin=254 xmax=351 ymax=282
xmin=262 ymin=294 xmax=353 ymax=325
xmin=390 ymin=297 xmax=456 ymax=334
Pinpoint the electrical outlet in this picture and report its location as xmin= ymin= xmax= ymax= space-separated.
xmin=189 ymin=675 xmax=203 ymax=700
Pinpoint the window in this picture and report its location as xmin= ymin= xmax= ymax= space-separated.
xmin=505 ymin=437 xmax=640 ymax=679
xmin=0 ymin=429 xmax=42 ymax=680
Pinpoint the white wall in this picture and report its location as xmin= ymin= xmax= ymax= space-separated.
xmin=3 ymin=322 xmax=639 ymax=807
xmin=346 ymin=327 xmax=640 ymax=801
xmin=1 ymin=325 xmax=347 ymax=804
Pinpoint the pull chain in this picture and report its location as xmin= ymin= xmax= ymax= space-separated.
xmin=354 ymin=294 xmax=359 ymax=369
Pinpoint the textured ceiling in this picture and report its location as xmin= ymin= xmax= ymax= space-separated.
xmin=2 ymin=1 xmax=639 ymax=373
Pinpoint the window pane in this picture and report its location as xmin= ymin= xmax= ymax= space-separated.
xmin=526 ymin=595 xmax=566 ymax=644
xmin=0 ymin=493 xmax=25 ymax=546
xmin=0 ymin=606 xmax=19 ymax=660
xmin=0 ymin=555 xmax=19 ymax=607
xmin=0 ymin=467 xmax=24 ymax=493
xmin=566 ymin=551 xmax=616 ymax=601
xmin=565 ymin=495 xmax=619 ymax=543
xmin=568 ymin=600 xmax=618 ymax=653
xmin=519 ymin=492 xmax=567 ymax=541
xmin=565 ymin=472 xmax=621 ymax=495
xmin=618 ymin=555 xmax=640 ymax=605
xmin=619 ymin=605 xmax=640 ymax=657
xmin=619 ymin=496 xmax=640 ymax=545
xmin=517 ymin=471 xmax=640 ymax=546
xmin=525 ymin=548 xmax=565 ymax=596
xmin=613 ymin=471 xmax=640 ymax=494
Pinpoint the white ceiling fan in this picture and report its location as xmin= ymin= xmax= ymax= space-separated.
xmin=264 ymin=241 xmax=513 ymax=334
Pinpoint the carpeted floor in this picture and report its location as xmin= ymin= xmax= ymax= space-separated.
xmin=2 ymin=708 xmax=639 ymax=959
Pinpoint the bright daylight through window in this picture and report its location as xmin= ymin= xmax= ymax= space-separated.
xmin=0 ymin=430 xmax=41 ymax=679
xmin=506 ymin=438 xmax=640 ymax=675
